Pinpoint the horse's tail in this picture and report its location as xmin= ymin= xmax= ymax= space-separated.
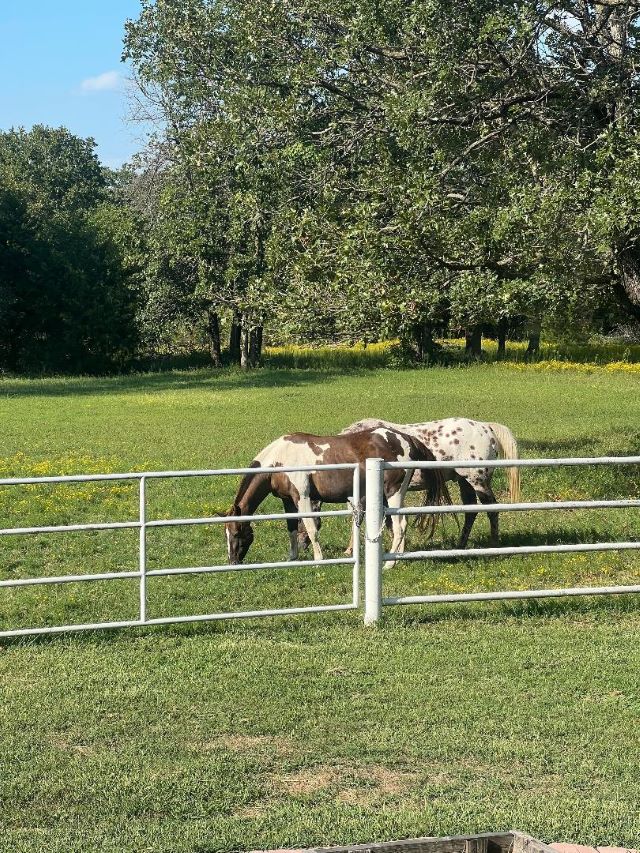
xmin=487 ymin=422 xmax=521 ymax=502
xmin=415 ymin=463 xmax=452 ymax=539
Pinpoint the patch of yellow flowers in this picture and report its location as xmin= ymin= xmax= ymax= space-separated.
xmin=266 ymin=338 xmax=640 ymax=371
xmin=508 ymin=359 xmax=640 ymax=374
xmin=0 ymin=453 xmax=135 ymax=523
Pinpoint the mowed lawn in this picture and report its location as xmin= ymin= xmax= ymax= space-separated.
xmin=0 ymin=363 xmax=639 ymax=852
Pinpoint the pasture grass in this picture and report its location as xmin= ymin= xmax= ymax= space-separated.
xmin=1 ymin=360 xmax=640 ymax=851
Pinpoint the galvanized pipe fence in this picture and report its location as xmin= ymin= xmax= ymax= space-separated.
xmin=0 ymin=456 xmax=638 ymax=636
xmin=363 ymin=455 xmax=640 ymax=625
xmin=0 ymin=463 xmax=361 ymax=638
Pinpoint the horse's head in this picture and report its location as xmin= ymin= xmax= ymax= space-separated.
xmin=224 ymin=504 xmax=254 ymax=564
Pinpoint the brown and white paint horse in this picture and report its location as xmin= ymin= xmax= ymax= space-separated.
xmin=341 ymin=418 xmax=520 ymax=548
xmin=224 ymin=428 xmax=447 ymax=568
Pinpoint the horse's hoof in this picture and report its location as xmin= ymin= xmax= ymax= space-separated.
xmin=343 ymin=548 xmax=353 ymax=557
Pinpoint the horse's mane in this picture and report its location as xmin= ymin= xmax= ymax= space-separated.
xmin=231 ymin=436 xmax=289 ymax=507
xmin=234 ymin=460 xmax=262 ymax=504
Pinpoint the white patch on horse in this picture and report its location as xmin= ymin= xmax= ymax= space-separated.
xmin=373 ymin=427 xmax=391 ymax=442
xmin=278 ymin=438 xmax=326 ymax=497
xmin=254 ymin=436 xmax=289 ymax=467
xmin=225 ymin=526 xmax=231 ymax=560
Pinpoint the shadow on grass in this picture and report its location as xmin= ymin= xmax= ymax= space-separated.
xmin=5 ymin=580 xmax=640 ymax=650
xmin=398 ymin=591 xmax=640 ymax=627
xmin=519 ymin=437 xmax=602 ymax=454
xmin=0 ymin=367 xmax=365 ymax=399
xmin=408 ymin=525 xmax=639 ymax=552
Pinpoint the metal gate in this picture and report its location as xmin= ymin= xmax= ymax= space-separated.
xmin=0 ymin=463 xmax=360 ymax=637
xmin=363 ymin=455 xmax=640 ymax=624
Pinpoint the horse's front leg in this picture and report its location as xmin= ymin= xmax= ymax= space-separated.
xmin=344 ymin=523 xmax=355 ymax=557
xmin=384 ymin=469 xmax=412 ymax=569
xmin=299 ymin=496 xmax=323 ymax=562
xmin=282 ymin=497 xmax=300 ymax=561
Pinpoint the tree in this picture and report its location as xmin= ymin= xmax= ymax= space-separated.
xmin=124 ymin=1 xmax=303 ymax=367
xmin=0 ymin=127 xmax=139 ymax=373
xmin=124 ymin=1 xmax=640 ymax=356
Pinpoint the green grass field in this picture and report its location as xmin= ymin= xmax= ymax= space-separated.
xmin=1 ymin=360 xmax=639 ymax=852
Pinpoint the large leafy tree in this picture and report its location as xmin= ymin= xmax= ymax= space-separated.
xmin=125 ymin=1 xmax=303 ymax=366
xmin=0 ymin=127 xmax=139 ymax=372
xmin=125 ymin=1 xmax=640 ymax=356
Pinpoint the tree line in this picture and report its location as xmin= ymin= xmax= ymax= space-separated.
xmin=3 ymin=0 xmax=640 ymax=373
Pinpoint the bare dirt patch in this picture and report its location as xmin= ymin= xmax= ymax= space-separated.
xmin=273 ymin=766 xmax=337 ymax=796
xmin=187 ymin=734 xmax=295 ymax=756
xmin=50 ymin=737 xmax=96 ymax=757
xmin=271 ymin=763 xmax=419 ymax=803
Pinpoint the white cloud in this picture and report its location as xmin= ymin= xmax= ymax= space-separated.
xmin=80 ymin=71 xmax=122 ymax=93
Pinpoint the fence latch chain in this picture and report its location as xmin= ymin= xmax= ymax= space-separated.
xmin=347 ymin=497 xmax=365 ymax=529
xmin=365 ymin=518 xmax=387 ymax=544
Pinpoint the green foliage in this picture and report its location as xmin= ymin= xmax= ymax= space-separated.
xmin=0 ymin=127 xmax=140 ymax=373
xmin=0 ymin=125 xmax=106 ymax=214
xmin=123 ymin=0 xmax=640 ymax=356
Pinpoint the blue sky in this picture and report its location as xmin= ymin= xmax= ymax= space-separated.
xmin=0 ymin=1 xmax=149 ymax=168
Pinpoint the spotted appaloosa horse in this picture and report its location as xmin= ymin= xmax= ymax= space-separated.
xmin=340 ymin=418 xmax=520 ymax=548
xmin=224 ymin=428 xmax=447 ymax=568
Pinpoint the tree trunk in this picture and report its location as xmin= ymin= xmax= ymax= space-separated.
xmin=497 ymin=319 xmax=507 ymax=359
xmin=413 ymin=321 xmax=435 ymax=361
xmin=229 ymin=311 xmax=242 ymax=365
xmin=526 ymin=319 xmax=542 ymax=356
xmin=465 ymin=325 xmax=483 ymax=358
xmin=248 ymin=325 xmax=263 ymax=367
xmin=617 ymin=255 xmax=640 ymax=320
xmin=240 ymin=325 xmax=250 ymax=370
xmin=206 ymin=310 xmax=222 ymax=367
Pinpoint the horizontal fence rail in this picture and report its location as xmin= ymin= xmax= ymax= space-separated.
xmin=364 ymin=455 xmax=640 ymax=624
xmin=384 ymin=456 xmax=640 ymax=469
xmin=0 ymin=462 xmax=359 ymax=487
xmin=0 ymin=463 xmax=361 ymax=638
xmin=388 ymin=499 xmax=640 ymax=515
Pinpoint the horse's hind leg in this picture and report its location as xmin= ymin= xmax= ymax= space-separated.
xmin=298 ymin=500 xmax=321 ymax=550
xmin=383 ymin=469 xmax=412 ymax=569
xmin=458 ymin=478 xmax=479 ymax=549
xmin=299 ymin=496 xmax=323 ymax=561
xmin=477 ymin=487 xmax=499 ymax=546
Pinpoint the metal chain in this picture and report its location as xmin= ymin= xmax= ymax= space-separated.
xmin=347 ymin=498 xmax=389 ymax=542
xmin=365 ymin=518 xmax=388 ymax=544
xmin=347 ymin=498 xmax=365 ymax=528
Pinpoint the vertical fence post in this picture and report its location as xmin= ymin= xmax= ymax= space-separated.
xmin=364 ymin=458 xmax=384 ymax=625
xmin=139 ymin=476 xmax=147 ymax=624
